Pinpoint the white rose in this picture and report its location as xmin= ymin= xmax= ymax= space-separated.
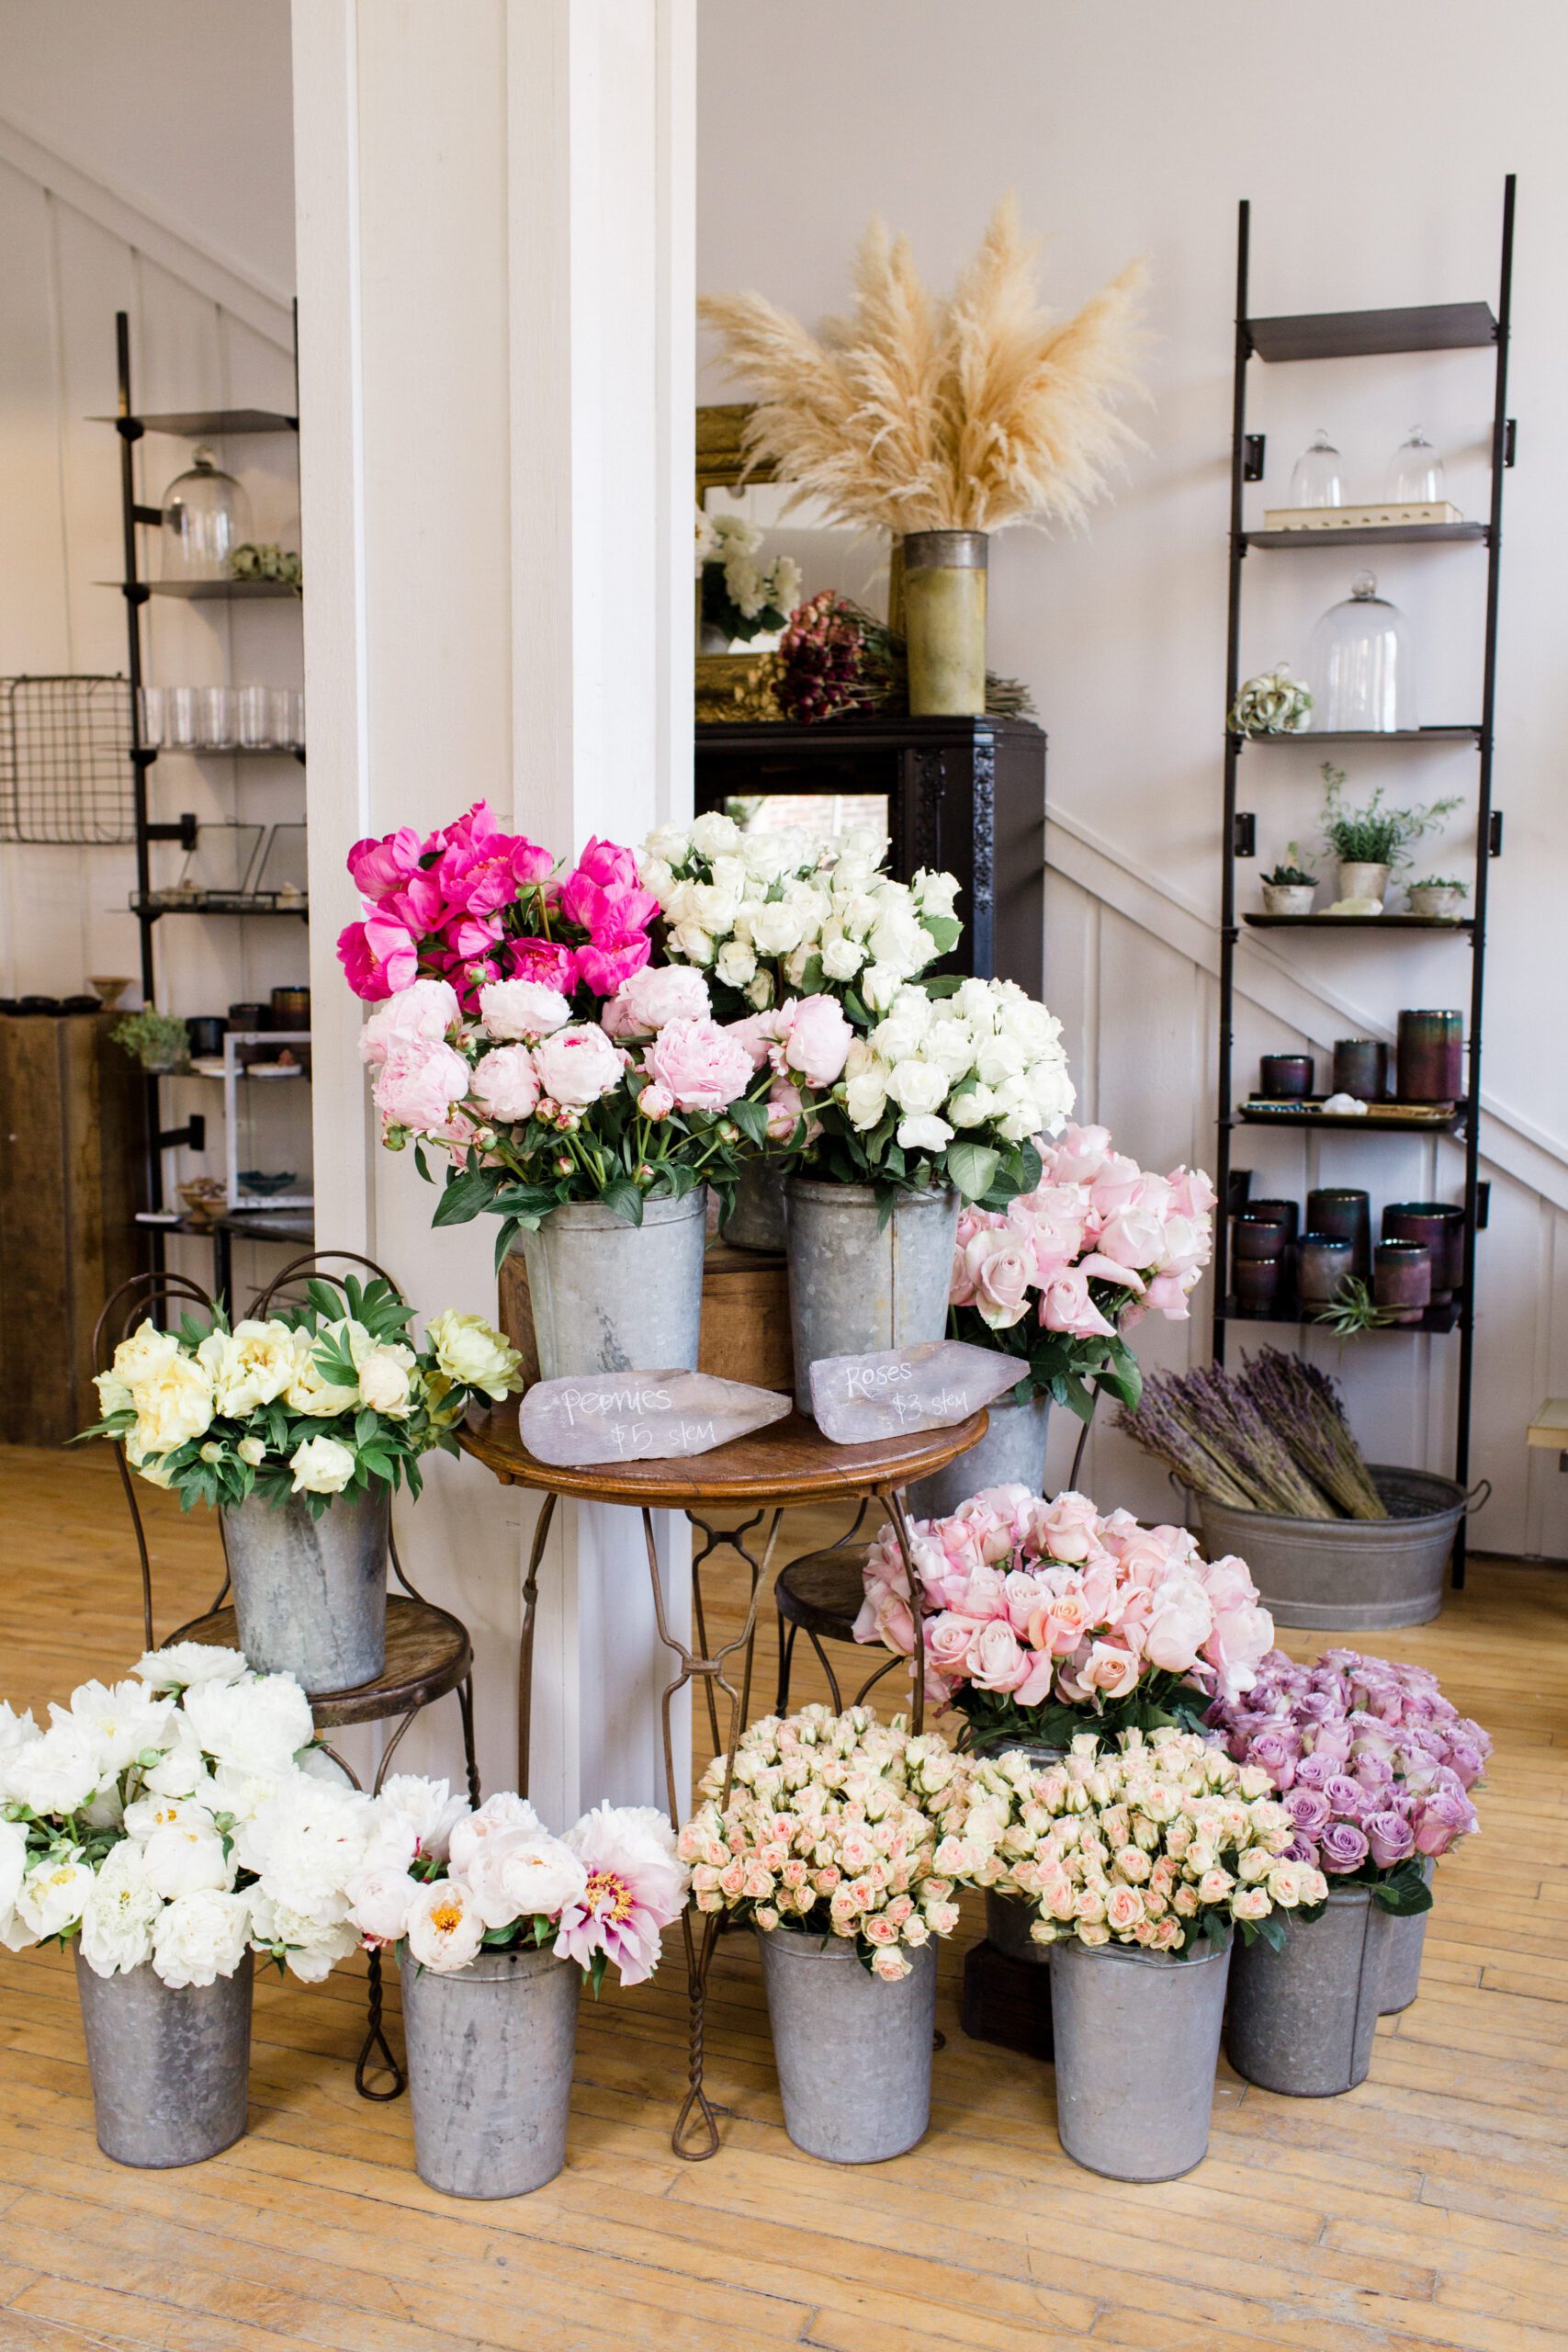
xmin=152 ymin=1887 xmax=252 ymax=1988
xmin=740 ymin=831 xmax=795 ymax=882
xmin=871 ymin=987 xmax=933 ymax=1065
xmin=64 ymin=1679 xmax=174 ymax=1775
xmin=479 ymin=979 xmax=571 ymax=1041
xmin=182 ymin=1673 xmax=315 ymax=1780
xmin=534 ymin=1023 xmax=626 ymax=1105
xmin=17 ymin=1856 xmax=95 ymax=1940
xmin=404 ymin=1876 xmax=487 ymax=1973
xmin=289 ymin=1435 xmax=357 ymax=1497
xmin=3 ymin=1721 xmax=103 ymax=1817
xmin=638 ymin=855 xmax=675 ymax=902
xmin=922 ymin=1014 xmax=980 ymax=1080
xmin=709 ymin=853 xmax=750 ymax=901
xmin=749 ymin=900 xmax=806 ymax=957
xmin=78 ymin=1842 xmax=162 ymax=1978
xmin=833 ymin=887 xmax=880 ymax=935
xmin=689 ymin=881 xmax=741 ymax=934
xmin=844 ymin=1065 xmax=890 ymax=1131
xmin=463 ymin=1827 xmax=589 ymax=1929
xmin=745 ymin=971 xmax=775 ymax=1010
xmin=868 ymin=902 xmax=936 ymax=975
xmin=1026 ymin=1057 xmax=1076 ymax=1135
xmin=955 ymin=976 xmax=1000 ymax=1026
xmin=884 ymin=1058 xmax=950 ymax=1117
xmin=912 ymin=868 xmax=961 ymax=920
xmin=642 ymin=822 xmax=690 ymax=866
xmin=690 ymin=810 xmax=742 ymax=859
xmin=946 ymin=1082 xmax=997 ymax=1129
xmin=716 ymin=940 xmax=758 ymax=988
xmin=141 ymin=1818 xmax=236 ymax=1900
xmin=897 ymin=1114 xmax=954 ymax=1155
xmin=819 ymin=934 xmax=864 ymax=982
xmin=660 ymin=878 xmax=701 ymax=927
xmin=670 ymin=921 xmax=715 ymax=966
xmin=858 ymin=962 xmax=906 ymax=1013
xmin=424 ymin=1310 xmax=522 ymax=1401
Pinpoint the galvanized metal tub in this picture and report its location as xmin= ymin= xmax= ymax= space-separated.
xmin=1225 ymin=1887 xmax=1391 ymax=2096
xmin=784 ymin=1179 xmax=959 ymax=1413
xmin=723 ymin=1159 xmax=787 ymax=1253
xmin=75 ymin=1946 xmax=253 ymax=2167
xmin=519 ymin=1187 xmax=707 ymax=1381
xmin=907 ymin=1392 xmax=1049 ymax=1520
xmin=972 ymin=1737 xmax=1063 ymax=1968
xmin=399 ymin=1942 xmax=580 ymax=2198
xmin=220 ymin=1486 xmax=389 ymax=1692
xmin=1196 ymin=1466 xmax=1467 ymax=1631
xmin=1379 ymin=1858 xmax=1436 ymax=2014
xmin=758 ymin=1928 xmax=937 ymax=2163
xmin=1050 ymin=1931 xmax=1232 ymax=2180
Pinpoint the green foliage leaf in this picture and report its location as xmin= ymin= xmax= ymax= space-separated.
xmin=727 ymin=1094 xmax=769 ymax=1148
xmin=946 ymin=1140 xmax=1001 ymax=1203
xmin=602 ymin=1177 xmax=644 ymax=1228
xmin=431 ymin=1170 xmax=496 ymax=1228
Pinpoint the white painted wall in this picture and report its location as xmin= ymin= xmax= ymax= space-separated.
xmin=698 ymin=0 xmax=1568 ymax=1559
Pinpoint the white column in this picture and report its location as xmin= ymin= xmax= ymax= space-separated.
xmin=291 ymin=0 xmax=694 ymax=1816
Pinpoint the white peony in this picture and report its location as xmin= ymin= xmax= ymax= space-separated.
xmin=152 ymin=1887 xmax=252 ymax=1988
xmin=122 ymin=1791 xmax=215 ymax=1840
xmin=375 ymin=1775 xmax=468 ymax=1864
xmin=197 ymin=1319 xmax=298 ymax=1419
xmin=350 ymin=1333 xmax=417 ymax=1419
xmin=64 ymin=1679 xmax=174 ymax=1776
xmin=0 ymin=1818 xmax=27 ymax=1939
xmin=129 ymin=1353 xmax=214 ymax=1456
xmin=16 ymin=1855 xmax=94 ymax=1940
xmin=534 ymin=1023 xmax=625 ymax=1107
xmin=234 ymin=1777 xmax=372 ymax=1923
xmin=284 ymin=1323 xmax=361 ymax=1418
xmin=3 ymin=1720 xmax=103 ymax=1817
xmin=479 ymin=978 xmax=570 ymax=1041
xmin=96 ymin=1320 xmax=180 ymax=1418
xmin=424 ymin=1310 xmax=521 ymax=1401
xmin=288 ymin=1435 xmax=357 ymax=1496
xmin=463 ymin=1827 xmax=588 ymax=1930
xmin=78 ymin=1841 xmax=162 ymax=1978
xmin=344 ymin=1860 xmax=420 ymax=1944
xmin=182 ymin=1672 xmax=315 ymax=1780
xmin=404 ymin=1876 xmax=486 ymax=1973
xmin=246 ymin=1890 xmax=358 ymax=1981
xmin=447 ymin=1790 xmax=543 ymax=1875
xmin=140 ymin=1818 xmax=236 ymax=1900
xmin=135 ymin=1643 xmax=248 ymax=1691
xmin=0 ymin=1702 xmax=39 ymax=1770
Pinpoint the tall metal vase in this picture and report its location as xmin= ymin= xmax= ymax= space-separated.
xmin=903 ymin=530 xmax=987 ymax=717
xmin=1224 ymin=1889 xmax=1392 ymax=2095
xmin=1050 ymin=1933 xmax=1233 ymax=2180
xmin=1379 ymin=1860 xmax=1435 ymax=2014
xmin=75 ymin=1948 xmax=253 ymax=2167
xmin=784 ymin=1179 xmax=959 ymax=1413
xmin=519 ymin=1187 xmax=707 ymax=1378
xmin=220 ymin=1486 xmax=389 ymax=1693
xmin=907 ymin=1392 xmax=1049 ymax=1519
xmin=399 ymin=1944 xmax=581 ymax=2198
xmin=758 ymin=1929 xmax=937 ymax=2163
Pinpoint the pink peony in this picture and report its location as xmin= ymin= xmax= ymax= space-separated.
xmin=534 ymin=1023 xmax=625 ymax=1106
xmin=638 ymin=1082 xmax=674 ymax=1121
xmin=468 ymin=1045 xmax=541 ymax=1125
xmin=347 ymin=826 xmax=424 ymax=902
xmin=576 ymin=930 xmax=653 ymax=999
xmin=358 ymin=978 xmax=461 ymax=1067
xmin=644 ymin=1017 xmax=752 ymax=1115
xmin=372 ymin=1039 xmax=471 ymax=1133
xmin=507 ymin=935 xmax=580 ymax=994
xmin=778 ymin=994 xmax=853 ymax=1088
xmin=553 ymin=1803 xmax=689 ymax=1988
xmin=766 ymin=1076 xmax=811 ymax=1143
xmin=601 ymin=965 xmax=711 ymax=1039
xmin=726 ymin=1011 xmax=784 ymax=1071
xmin=479 ymin=978 xmax=570 ymax=1040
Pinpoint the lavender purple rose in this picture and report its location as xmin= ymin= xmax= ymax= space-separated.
xmin=1206 ymin=1647 xmax=1487 ymax=1882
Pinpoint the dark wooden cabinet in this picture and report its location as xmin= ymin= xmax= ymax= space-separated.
xmin=0 ymin=1014 xmax=147 ymax=1446
xmin=694 ymin=715 xmax=1046 ymax=989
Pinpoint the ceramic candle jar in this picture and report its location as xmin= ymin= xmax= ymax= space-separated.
xmin=1374 ymin=1240 xmax=1432 ymax=1324
xmin=1306 ymin=1188 xmax=1371 ymax=1279
xmin=1259 ymin=1053 xmax=1314 ymax=1101
xmin=1332 ymin=1038 xmax=1389 ymax=1102
xmin=1383 ymin=1203 xmax=1465 ymax=1302
xmin=1395 ymin=1010 xmax=1462 ymax=1104
xmin=1296 ymin=1232 xmax=1354 ymax=1307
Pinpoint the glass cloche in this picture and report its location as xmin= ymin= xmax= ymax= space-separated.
xmin=1307 ymin=571 xmax=1418 ymax=733
xmin=160 ymin=446 xmax=252 ymax=582
xmin=1386 ymin=425 xmax=1445 ymax=505
xmin=1289 ymin=428 xmax=1344 ymax=509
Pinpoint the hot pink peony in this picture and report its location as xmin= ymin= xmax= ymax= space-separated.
xmin=576 ymin=929 xmax=653 ymax=999
xmin=643 ymin=1018 xmax=752 ymax=1115
xmin=506 ymin=935 xmax=580 ymax=994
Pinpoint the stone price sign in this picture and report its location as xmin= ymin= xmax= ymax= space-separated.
xmin=808 ymin=1340 xmax=1022 ymax=1446
xmin=520 ymin=1370 xmax=792 ymax=1467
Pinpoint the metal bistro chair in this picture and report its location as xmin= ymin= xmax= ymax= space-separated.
xmin=93 ymin=1259 xmax=481 ymax=2100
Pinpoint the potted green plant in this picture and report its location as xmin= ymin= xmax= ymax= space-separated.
xmin=1259 ymin=845 xmax=1319 ymax=916
xmin=1406 ymin=875 xmax=1469 ymax=921
xmin=1319 ymin=764 xmax=1461 ymax=905
xmin=112 ymin=1008 xmax=190 ymax=1074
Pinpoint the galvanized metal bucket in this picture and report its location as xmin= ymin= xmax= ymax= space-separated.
xmin=758 ymin=1928 xmax=937 ymax=2163
xmin=1050 ymin=1931 xmax=1232 ymax=2180
xmin=723 ymin=1159 xmax=786 ymax=1253
xmin=1196 ymin=1467 xmax=1468 ymax=1632
xmin=985 ymin=1890 xmax=1050 ymax=1965
xmin=1225 ymin=1887 xmax=1391 ymax=2096
xmin=519 ymin=1188 xmax=707 ymax=1381
xmin=399 ymin=1943 xmax=581 ymax=2198
xmin=220 ymin=1486 xmax=389 ymax=1693
xmin=1379 ymin=1859 xmax=1435 ymax=2014
xmin=908 ymin=1393 xmax=1049 ymax=1519
xmin=75 ymin=1946 xmax=253 ymax=2168
xmin=784 ymin=1179 xmax=959 ymax=1413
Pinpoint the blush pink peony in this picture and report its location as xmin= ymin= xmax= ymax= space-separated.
xmin=643 ymin=1018 xmax=753 ymax=1114
xmin=534 ymin=1023 xmax=625 ymax=1106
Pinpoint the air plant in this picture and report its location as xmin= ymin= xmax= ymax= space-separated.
xmin=1310 ymin=1275 xmax=1402 ymax=1341
xmin=700 ymin=198 xmax=1146 ymax=536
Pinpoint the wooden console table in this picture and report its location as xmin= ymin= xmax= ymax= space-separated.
xmin=457 ymin=1397 xmax=987 ymax=2159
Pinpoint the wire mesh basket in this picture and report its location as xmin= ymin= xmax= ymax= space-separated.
xmin=0 ymin=674 xmax=135 ymax=844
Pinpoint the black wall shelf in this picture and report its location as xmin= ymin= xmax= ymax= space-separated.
xmin=1216 ymin=181 xmax=1515 ymax=1593
xmin=92 ymin=407 xmax=298 ymax=436
xmin=1219 ymin=1295 xmax=1462 ymax=1336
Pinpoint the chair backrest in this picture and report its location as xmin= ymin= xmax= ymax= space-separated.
xmin=247 ymin=1248 xmax=404 ymax=1320
xmin=92 ymin=1270 xmax=226 ymax=1652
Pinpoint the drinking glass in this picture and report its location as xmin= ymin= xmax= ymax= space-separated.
xmin=238 ymin=684 xmax=271 ymax=748
xmin=137 ymin=685 xmax=165 ymax=748
xmin=164 ymin=685 xmax=198 ymax=749
xmin=197 ymin=685 xmax=236 ymax=749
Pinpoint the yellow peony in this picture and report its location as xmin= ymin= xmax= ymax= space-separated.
xmin=423 ymin=1311 xmax=523 ymax=1402
xmin=130 ymin=1356 xmax=214 ymax=1458
xmin=288 ymin=1434 xmax=357 ymax=1495
xmin=197 ymin=1319 xmax=298 ymax=1420
xmin=283 ymin=1322 xmax=361 ymax=1418
xmin=349 ymin=1330 xmax=417 ymax=1419
xmin=96 ymin=1319 xmax=180 ymax=1417
xmin=126 ymin=1428 xmax=177 ymax=1489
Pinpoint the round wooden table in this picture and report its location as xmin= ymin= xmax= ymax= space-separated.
xmin=457 ymin=1397 xmax=988 ymax=2158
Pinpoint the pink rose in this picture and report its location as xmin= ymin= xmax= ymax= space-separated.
xmin=1077 ymin=1642 xmax=1142 ymax=1700
xmin=358 ymin=977 xmax=461 ymax=1066
xmin=1038 ymin=1267 xmax=1116 ymax=1340
xmin=372 ymin=1038 xmax=471 ymax=1132
xmin=506 ymin=935 xmax=580 ymax=994
xmin=778 ymin=994 xmax=853 ymax=1088
xmin=926 ymin=1614 xmax=981 ymax=1675
xmin=965 ymin=1620 xmax=1032 ymax=1693
xmin=1141 ymin=1272 xmax=1194 ymax=1319
xmin=1037 ymin=1491 xmax=1103 ymax=1564
xmin=1043 ymin=1124 xmax=1114 ymax=1185
xmin=961 ymin=1229 xmax=1034 ymax=1331
xmin=1168 ymin=1166 xmax=1218 ymax=1220
xmin=1095 ymin=1208 xmax=1168 ymax=1272
xmin=1203 ymin=1600 xmax=1275 ymax=1700
xmin=602 ymin=965 xmax=711 ymax=1038
xmin=644 ymin=1017 xmax=752 ymax=1114
xmin=1142 ymin=1577 xmax=1214 ymax=1674
xmin=534 ymin=1023 xmax=625 ymax=1106
xmin=468 ymin=1044 xmax=541 ymax=1125
xmin=479 ymin=979 xmax=570 ymax=1040
xmin=577 ymin=930 xmax=653 ymax=999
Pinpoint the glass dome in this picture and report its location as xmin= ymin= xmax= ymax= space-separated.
xmin=1307 ymin=571 xmax=1418 ymax=733
xmin=1387 ymin=425 xmax=1445 ymax=505
xmin=1289 ymin=428 xmax=1344 ymax=509
xmin=160 ymin=446 xmax=252 ymax=582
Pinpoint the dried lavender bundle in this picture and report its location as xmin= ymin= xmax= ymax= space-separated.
xmin=1185 ymin=1366 xmax=1337 ymax=1519
xmin=1239 ymin=1350 xmax=1387 ymax=1521
xmin=1116 ymin=1365 xmax=1338 ymax=1519
xmin=1112 ymin=1383 xmax=1258 ymax=1509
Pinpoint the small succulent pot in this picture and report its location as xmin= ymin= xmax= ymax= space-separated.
xmin=75 ymin=1947 xmax=253 ymax=2167
xmin=1248 ymin=1198 xmax=1300 ymax=1244
xmin=1374 ymin=1240 xmax=1431 ymax=1324
xmin=1234 ymin=1255 xmax=1282 ymax=1314
xmin=1395 ymin=1010 xmax=1464 ymax=1105
xmin=902 ymin=530 xmax=987 ymax=717
xmin=1050 ymin=1932 xmax=1233 ymax=2180
xmin=1296 ymin=1232 xmax=1354 ymax=1308
xmin=1383 ymin=1202 xmax=1465 ymax=1300
xmin=1332 ymin=1038 xmax=1389 ymax=1102
xmin=1258 ymin=1053 xmax=1314 ymax=1101
xmin=399 ymin=1943 xmax=581 ymax=2198
xmin=1379 ymin=1859 xmax=1436 ymax=2014
xmin=907 ymin=1392 xmax=1050 ymax=1521
xmin=1262 ymin=882 xmax=1317 ymax=915
xmin=1225 ymin=1892 xmax=1391 ymax=2097
xmin=1408 ymin=884 xmax=1466 ymax=921
xmin=1306 ymin=1188 xmax=1371 ymax=1280
xmin=1232 ymin=1212 xmax=1290 ymax=1263
xmin=758 ymin=1929 xmax=938 ymax=2163
xmin=1337 ymin=860 xmax=1391 ymax=903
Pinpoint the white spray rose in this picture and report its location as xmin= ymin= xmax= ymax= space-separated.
xmin=152 ymin=1887 xmax=252 ymax=1988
